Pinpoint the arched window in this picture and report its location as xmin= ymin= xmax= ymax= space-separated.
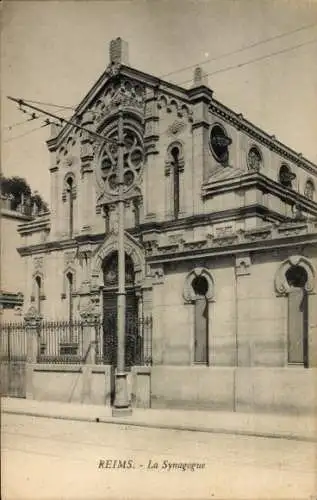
xmin=66 ymin=177 xmax=74 ymax=237
xmin=66 ymin=272 xmax=74 ymax=323
xmin=247 ymin=146 xmax=262 ymax=171
xmin=165 ymin=142 xmax=184 ymax=220
xmin=285 ymin=265 xmax=308 ymax=366
xmin=35 ymin=276 xmax=42 ymax=314
xmin=192 ymin=275 xmax=209 ymax=364
xmin=304 ymin=179 xmax=315 ymax=200
xmin=171 ymin=146 xmax=180 ymax=219
xmin=133 ymin=198 xmax=141 ymax=227
xmin=279 ymin=164 xmax=295 ymax=189
xmin=184 ymin=268 xmax=215 ymax=365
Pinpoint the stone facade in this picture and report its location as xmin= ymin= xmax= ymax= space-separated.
xmin=0 ymin=196 xmax=33 ymax=321
xmin=16 ymin=38 xmax=317 ymax=413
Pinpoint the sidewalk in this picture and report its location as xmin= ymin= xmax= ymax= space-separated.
xmin=2 ymin=397 xmax=316 ymax=442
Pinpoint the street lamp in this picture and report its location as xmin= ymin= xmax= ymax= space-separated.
xmin=112 ymin=108 xmax=132 ymax=416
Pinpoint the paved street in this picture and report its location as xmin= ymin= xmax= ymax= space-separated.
xmin=2 ymin=413 xmax=316 ymax=499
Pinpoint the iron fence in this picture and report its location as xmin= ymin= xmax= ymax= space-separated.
xmin=38 ymin=320 xmax=85 ymax=364
xmin=0 ymin=314 xmax=152 ymax=366
xmin=0 ymin=322 xmax=27 ymax=361
xmin=99 ymin=313 xmax=152 ymax=367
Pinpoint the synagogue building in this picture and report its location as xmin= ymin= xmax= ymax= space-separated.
xmin=12 ymin=38 xmax=317 ymax=413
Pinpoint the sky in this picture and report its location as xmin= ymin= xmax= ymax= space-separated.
xmin=1 ymin=0 xmax=317 ymax=203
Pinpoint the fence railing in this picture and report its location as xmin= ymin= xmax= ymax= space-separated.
xmin=0 ymin=315 xmax=152 ymax=366
xmin=0 ymin=322 xmax=27 ymax=362
xmin=98 ymin=313 xmax=152 ymax=367
xmin=38 ymin=320 xmax=85 ymax=364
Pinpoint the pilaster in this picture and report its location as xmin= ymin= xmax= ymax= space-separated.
xmin=235 ymin=254 xmax=252 ymax=367
xmin=80 ymin=111 xmax=95 ymax=233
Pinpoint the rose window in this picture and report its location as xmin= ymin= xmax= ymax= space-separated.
xmin=100 ymin=127 xmax=144 ymax=194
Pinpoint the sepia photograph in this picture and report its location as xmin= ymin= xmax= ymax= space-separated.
xmin=1 ymin=1 xmax=317 ymax=499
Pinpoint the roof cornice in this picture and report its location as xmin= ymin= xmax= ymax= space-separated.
xmin=209 ymin=100 xmax=317 ymax=174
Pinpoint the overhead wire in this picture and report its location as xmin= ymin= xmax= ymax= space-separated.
xmin=23 ymin=99 xmax=75 ymax=110
xmin=6 ymin=34 xmax=316 ymax=143
xmin=3 ymin=122 xmax=52 ymax=143
xmin=175 ymin=38 xmax=317 ymax=87
xmin=4 ymin=116 xmax=39 ymax=131
xmin=160 ymin=22 xmax=317 ymax=79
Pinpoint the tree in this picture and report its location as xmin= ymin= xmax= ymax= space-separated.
xmin=0 ymin=175 xmax=48 ymax=212
xmin=31 ymin=192 xmax=49 ymax=212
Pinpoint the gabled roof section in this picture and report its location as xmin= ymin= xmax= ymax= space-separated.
xmin=47 ymin=63 xmax=192 ymax=149
xmin=47 ymin=37 xmax=317 ymax=174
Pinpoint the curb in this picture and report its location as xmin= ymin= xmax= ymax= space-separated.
xmin=3 ymin=409 xmax=316 ymax=443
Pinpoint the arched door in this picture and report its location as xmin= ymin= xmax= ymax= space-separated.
xmin=102 ymin=252 xmax=141 ymax=368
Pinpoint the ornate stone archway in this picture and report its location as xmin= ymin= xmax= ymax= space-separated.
xmin=183 ymin=267 xmax=215 ymax=303
xmin=274 ymin=255 xmax=315 ymax=296
xmin=90 ymin=231 xmax=145 ymax=291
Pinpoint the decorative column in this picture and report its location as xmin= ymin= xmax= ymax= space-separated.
xmin=144 ymin=87 xmax=159 ymax=221
xmin=24 ymin=306 xmax=42 ymax=400
xmin=80 ymin=111 xmax=95 ymax=233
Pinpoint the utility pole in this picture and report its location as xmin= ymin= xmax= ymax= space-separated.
xmin=113 ymin=109 xmax=131 ymax=415
xmin=8 ymin=95 xmax=132 ymax=416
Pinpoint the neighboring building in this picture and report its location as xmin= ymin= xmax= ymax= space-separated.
xmin=16 ymin=38 xmax=317 ymax=413
xmin=0 ymin=195 xmax=33 ymax=321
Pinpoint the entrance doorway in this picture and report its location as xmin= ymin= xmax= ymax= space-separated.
xmin=102 ymin=252 xmax=142 ymax=368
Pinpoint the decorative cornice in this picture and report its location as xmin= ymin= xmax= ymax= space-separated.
xmin=202 ymin=172 xmax=317 ymax=216
xmin=146 ymin=228 xmax=317 ymax=264
xmin=18 ymin=214 xmax=51 ymax=236
xmin=209 ymin=100 xmax=317 ymax=175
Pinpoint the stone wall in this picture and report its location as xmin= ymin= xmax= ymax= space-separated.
xmin=29 ymin=364 xmax=150 ymax=408
xmin=151 ymin=365 xmax=317 ymax=414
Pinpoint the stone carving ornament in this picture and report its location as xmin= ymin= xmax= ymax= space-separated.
xmin=92 ymin=79 xmax=145 ymax=125
xmin=183 ymin=268 xmax=215 ymax=303
xmin=274 ymin=255 xmax=315 ymax=296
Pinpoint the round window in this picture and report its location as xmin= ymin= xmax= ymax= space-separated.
xmin=210 ymin=125 xmax=231 ymax=164
xmin=247 ymin=146 xmax=262 ymax=171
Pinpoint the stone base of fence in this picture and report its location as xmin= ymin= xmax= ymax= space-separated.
xmin=24 ymin=363 xmax=151 ymax=408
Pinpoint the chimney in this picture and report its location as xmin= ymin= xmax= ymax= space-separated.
xmin=192 ymin=66 xmax=208 ymax=87
xmin=109 ymin=37 xmax=129 ymax=65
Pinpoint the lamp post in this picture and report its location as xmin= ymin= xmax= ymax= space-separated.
xmin=112 ymin=108 xmax=132 ymax=416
